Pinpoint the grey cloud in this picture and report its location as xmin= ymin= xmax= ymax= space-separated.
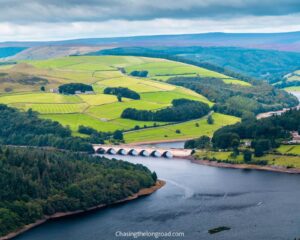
xmin=0 ymin=0 xmax=300 ymax=23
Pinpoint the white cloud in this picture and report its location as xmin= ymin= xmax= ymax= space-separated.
xmin=1 ymin=14 xmax=300 ymax=42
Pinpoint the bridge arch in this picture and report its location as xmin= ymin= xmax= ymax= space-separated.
xmin=96 ymin=148 xmax=106 ymax=154
xmin=128 ymin=149 xmax=138 ymax=156
xmin=139 ymin=149 xmax=150 ymax=157
xmin=107 ymin=148 xmax=117 ymax=155
xmin=162 ymin=151 xmax=173 ymax=158
xmin=117 ymin=149 xmax=127 ymax=155
xmin=150 ymin=150 xmax=161 ymax=158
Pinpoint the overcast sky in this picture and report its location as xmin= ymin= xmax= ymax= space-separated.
xmin=0 ymin=0 xmax=300 ymax=41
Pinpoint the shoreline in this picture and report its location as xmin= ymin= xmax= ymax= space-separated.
xmin=129 ymin=140 xmax=300 ymax=175
xmin=1 ymin=180 xmax=165 ymax=240
xmin=189 ymin=157 xmax=300 ymax=174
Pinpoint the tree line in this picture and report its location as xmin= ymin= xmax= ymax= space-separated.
xmin=0 ymin=104 xmax=94 ymax=152
xmin=121 ymin=98 xmax=210 ymax=122
xmin=167 ymin=77 xmax=298 ymax=118
xmin=212 ymin=109 xmax=300 ymax=155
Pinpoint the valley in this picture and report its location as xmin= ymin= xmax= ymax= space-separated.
xmin=1 ymin=1 xmax=300 ymax=239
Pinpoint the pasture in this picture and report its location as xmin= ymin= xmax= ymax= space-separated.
xmin=124 ymin=60 xmax=251 ymax=86
xmin=125 ymin=61 xmax=228 ymax=78
xmin=40 ymin=113 xmax=121 ymax=132
xmin=87 ymin=100 xmax=167 ymax=120
xmin=140 ymin=88 xmax=213 ymax=106
xmin=124 ymin=113 xmax=240 ymax=143
xmin=286 ymin=70 xmax=300 ymax=82
xmin=18 ymin=103 xmax=88 ymax=114
xmin=0 ymin=55 xmax=243 ymax=142
xmin=284 ymin=86 xmax=300 ymax=91
xmin=0 ymin=93 xmax=82 ymax=104
xmin=276 ymin=145 xmax=300 ymax=155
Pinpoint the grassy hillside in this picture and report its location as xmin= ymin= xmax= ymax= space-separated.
xmin=0 ymin=55 xmax=240 ymax=142
xmin=3 ymin=55 xmax=299 ymax=142
xmin=125 ymin=113 xmax=239 ymax=143
xmin=279 ymin=70 xmax=300 ymax=91
xmin=98 ymin=46 xmax=300 ymax=84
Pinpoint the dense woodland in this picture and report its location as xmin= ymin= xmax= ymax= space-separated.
xmin=167 ymin=77 xmax=298 ymax=118
xmin=121 ymin=98 xmax=210 ymax=122
xmin=0 ymin=104 xmax=94 ymax=152
xmin=212 ymin=109 xmax=300 ymax=151
xmin=59 ymin=83 xmax=93 ymax=94
xmin=274 ymin=79 xmax=300 ymax=89
xmin=104 ymin=87 xmax=140 ymax=100
xmin=0 ymin=146 xmax=157 ymax=237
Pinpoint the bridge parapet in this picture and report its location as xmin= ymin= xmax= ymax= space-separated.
xmin=93 ymin=144 xmax=192 ymax=158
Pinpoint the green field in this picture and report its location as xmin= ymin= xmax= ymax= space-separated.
xmin=276 ymin=145 xmax=300 ymax=155
xmin=87 ymin=100 xmax=167 ymax=120
xmin=125 ymin=60 xmax=250 ymax=86
xmin=0 ymin=93 xmax=82 ymax=104
xmin=125 ymin=61 xmax=228 ymax=78
xmin=140 ymin=89 xmax=213 ymax=106
xmin=284 ymin=86 xmax=300 ymax=91
xmin=16 ymin=103 xmax=88 ymax=114
xmin=0 ymin=55 xmax=243 ymax=142
xmin=286 ymin=70 xmax=300 ymax=82
xmin=284 ymin=70 xmax=300 ymax=91
xmin=40 ymin=113 xmax=122 ymax=132
xmin=78 ymin=94 xmax=130 ymax=105
xmin=124 ymin=113 xmax=240 ymax=143
xmin=41 ymin=113 xmax=168 ymax=133
xmin=223 ymin=79 xmax=251 ymax=86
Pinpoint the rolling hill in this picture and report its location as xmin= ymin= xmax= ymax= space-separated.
xmin=1 ymin=31 xmax=300 ymax=52
xmin=0 ymin=55 xmax=242 ymax=142
xmin=97 ymin=46 xmax=300 ymax=84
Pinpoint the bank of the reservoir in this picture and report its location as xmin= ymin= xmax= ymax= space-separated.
xmin=1 ymin=180 xmax=165 ymax=240
xmin=190 ymin=158 xmax=300 ymax=174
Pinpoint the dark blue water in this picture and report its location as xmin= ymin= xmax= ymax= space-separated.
xmin=16 ymin=151 xmax=300 ymax=240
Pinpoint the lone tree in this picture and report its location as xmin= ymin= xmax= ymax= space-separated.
xmin=113 ymin=130 xmax=123 ymax=140
xmin=254 ymin=144 xmax=264 ymax=157
xmin=207 ymin=115 xmax=214 ymax=125
xmin=117 ymin=94 xmax=122 ymax=102
xmin=243 ymin=150 xmax=252 ymax=162
xmin=40 ymin=86 xmax=45 ymax=91
xmin=184 ymin=135 xmax=211 ymax=149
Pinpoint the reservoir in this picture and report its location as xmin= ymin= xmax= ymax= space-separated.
xmin=15 ymin=92 xmax=300 ymax=240
xmin=16 ymin=152 xmax=300 ymax=240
